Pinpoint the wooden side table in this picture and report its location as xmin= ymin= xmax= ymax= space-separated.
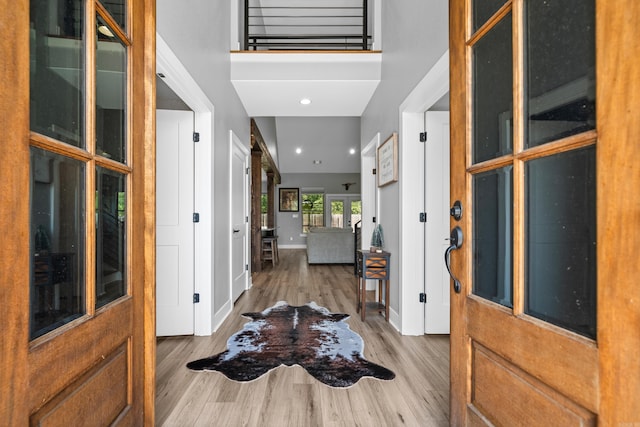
xmin=356 ymin=250 xmax=391 ymax=321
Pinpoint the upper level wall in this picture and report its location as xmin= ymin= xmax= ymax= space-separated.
xmin=359 ymin=0 xmax=449 ymax=317
xmin=157 ymin=0 xmax=251 ymax=316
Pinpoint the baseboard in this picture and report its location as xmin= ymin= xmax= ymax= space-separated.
xmin=278 ymin=244 xmax=307 ymax=249
xmin=388 ymin=306 xmax=401 ymax=333
xmin=212 ymin=299 xmax=233 ymax=333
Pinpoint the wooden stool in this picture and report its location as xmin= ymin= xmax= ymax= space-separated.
xmin=262 ymin=236 xmax=278 ymax=266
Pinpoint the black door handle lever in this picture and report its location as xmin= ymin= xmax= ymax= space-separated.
xmin=444 ymin=226 xmax=463 ymax=293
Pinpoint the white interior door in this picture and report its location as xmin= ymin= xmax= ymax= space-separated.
xmin=424 ymin=111 xmax=451 ymax=334
xmin=156 ymin=110 xmax=194 ymax=336
xmin=231 ymin=133 xmax=249 ymax=302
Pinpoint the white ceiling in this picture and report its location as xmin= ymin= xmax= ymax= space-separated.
xmin=230 ymin=52 xmax=381 ymax=117
xmin=231 ymin=52 xmax=381 ymax=173
xmin=274 ymin=117 xmax=361 ymax=174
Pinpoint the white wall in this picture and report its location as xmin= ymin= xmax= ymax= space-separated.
xmin=360 ymin=0 xmax=449 ymax=330
xmin=157 ymin=0 xmax=250 ymax=332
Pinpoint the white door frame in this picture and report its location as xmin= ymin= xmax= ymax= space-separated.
xmin=398 ymin=50 xmax=449 ymax=335
xmin=230 ymin=131 xmax=251 ymax=301
xmin=361 ymin=133 xmax=379 ymax=251
xmin=157 ymin=34 xmax=215 ymax=336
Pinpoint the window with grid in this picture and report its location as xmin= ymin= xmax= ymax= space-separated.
xmin=29 ymin=0 xmax=130 ymax=339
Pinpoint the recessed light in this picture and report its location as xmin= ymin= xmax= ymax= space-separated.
xmin=300 ymin=98 xmax=312 ymax=105
xmin=295 ymin=147 xmax=302 ymax=154
xmin=349 ymin=148 xmax=356 ymax=155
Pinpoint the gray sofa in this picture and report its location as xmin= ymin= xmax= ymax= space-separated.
xmin=306 ymin=227 xmax=355 ymax=264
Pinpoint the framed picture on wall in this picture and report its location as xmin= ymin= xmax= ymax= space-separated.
xmin=377 ymin=132 xmax=398 ymax=187
xmin=279 ymin=187 xmax=299 ymax=212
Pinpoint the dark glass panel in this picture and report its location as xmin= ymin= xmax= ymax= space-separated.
xmin=96 ymin=167 xmax=127 ymax=308
xmin=99 ymin=0 xmax=126 ymax=31
xmin=525 ymin=0 xmax=596 ymax=147
xmin=30 ymin=148 xmax=86 ymax=339
xmin=525 ymin=146 xmax=596 ymax=339
xmin=96 ymin=15 xmax=127 ymax=163
xmin=473 ymin=167 xmax=513 ymax=307
xmin=473 ymin=13 xmax=513 ymax=164
xmin=30 ymin=0 xmax=84 ymax=147
xmin=473 ymin=0 xmax=508 ymax=32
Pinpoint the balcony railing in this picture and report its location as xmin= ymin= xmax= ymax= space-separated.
xmin=243 ymin=0 xmax=371 ymax=51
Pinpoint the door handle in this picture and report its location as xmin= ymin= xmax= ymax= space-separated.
xmin=444 ymin=226 xmax=463 ymax=293
xmin=233 ymin=229 xmax=240 ymax=233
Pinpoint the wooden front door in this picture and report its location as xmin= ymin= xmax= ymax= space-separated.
xmin=1 ymin=0 xmax=156 ymax=424
xmin=449 ymin=0 xmax=640 ymax=424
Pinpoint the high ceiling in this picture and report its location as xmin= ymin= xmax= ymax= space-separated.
xmin=230 ymin=52 xmax=381 ymax=117
xmin=156 ymin=0 xmax=448 ymax=176
xmin=229 ymin=51 xmax=382 ymax=174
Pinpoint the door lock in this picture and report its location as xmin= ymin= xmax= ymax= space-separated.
xmin=450 ymin=200 xmax=463 ymax=221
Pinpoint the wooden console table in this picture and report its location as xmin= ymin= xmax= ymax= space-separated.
xmin=355 ymin=250 xmax=391 ymax=321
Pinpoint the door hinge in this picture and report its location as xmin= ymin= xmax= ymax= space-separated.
xmin=372 ymin=216 xmax=376 ymax=223
xmin=246 ymin=216 xmax=249 ymax=223
xmin=419 ymin=212 xmax=427 ymax=223
xmin=193 ymin=132 xmax=200 ymax=142
xmin=193 ymin=293 xmax=200 ymax=303
xmin=419 ymin=293 xmax=427 ymax=303
xmin=419 ymin=132 xmax=427 ymax=142
xmin=193 ymin=213 xmax=200 ymax=223
xmin=246 ymin=167 xmax=249 ymax=175
xmin=372 ymin=168 xmax=377 ymax=175
xmin=245 ymin=264 xmax=249 ymax=271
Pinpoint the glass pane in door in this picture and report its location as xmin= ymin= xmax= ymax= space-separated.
xmin=96 ymin=167 xmax=127 ymax=308
xmin=351 ymin=200 xmax=362 ymax=231
xmin=96 ymin=15 xmax=127 ymax=163
xmin=525 ymin=146 xmax=596 ymax=338
xmin=473 ymin=0 xmax=508 ymax=31
xmin=30 ymin=0 xmax=85 ymax=147
xmin=473 ymin=13 xmax=513 ymax=164
xmin=525 ymin=0 xmax=595 ymax=147
xmin=473 ymin=166 xmax=513 ymax=307
xmin=99 ymin=0 xmax=127 ymax=31
xmin=30 ymin=148 xmax=86 ymax=339
xmin=330 ymin=200 xmax=344 ymax=228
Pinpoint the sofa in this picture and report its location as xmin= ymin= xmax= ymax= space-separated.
xmin=306 ymin=227 xmax=355 ymax=264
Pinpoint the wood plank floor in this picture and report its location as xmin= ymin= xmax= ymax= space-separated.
xmin=156 ymin=249 xmax=450 ymax=426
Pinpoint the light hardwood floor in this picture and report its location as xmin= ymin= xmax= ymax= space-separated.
xmin=156 ymin=249 xmax=450 ymax=426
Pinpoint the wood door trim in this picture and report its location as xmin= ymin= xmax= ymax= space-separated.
xmin=0 ymin=0 xmax=30 ymax=423
xmin=448 ymin=0 xmax=471 ymax=424
xmin=596 ymin=0 xmax=640 ymax=422
xmin=141 ymin=0 xmax=158 ymax=423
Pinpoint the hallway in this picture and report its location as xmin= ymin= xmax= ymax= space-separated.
xmin=156 ymin=249 xmax=449 ymax=426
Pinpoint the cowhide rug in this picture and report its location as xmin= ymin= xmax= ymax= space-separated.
xmin=186 ymin=301 xmax=395 ymax=388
